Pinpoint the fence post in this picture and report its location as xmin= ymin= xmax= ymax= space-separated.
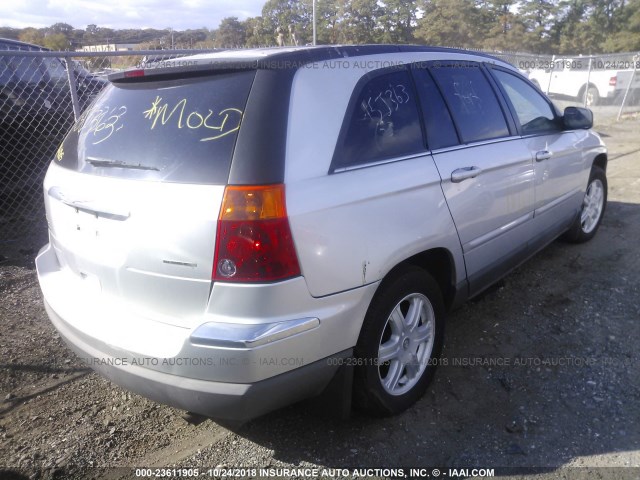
xmin=546 ymin=54 xmax=555 ymax=95
xmin=584 ymin=57 xmax=593 ymax=108
xmin=64 ymin=54 xmax=82 ymax=121
xmin=617 ymin=54 xmax=638 ymax=121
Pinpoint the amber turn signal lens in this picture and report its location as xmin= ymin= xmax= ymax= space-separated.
xmin=219 ymin=185 xmax=287 ymax=221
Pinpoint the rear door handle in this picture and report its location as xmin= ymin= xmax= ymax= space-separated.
xmin=451 ymin=166 xmax=482 ymax=183
xmin=535 ymin=150 xmax=552 ymax=162
xmin=48 ymin=186 xmax=130 ymax=219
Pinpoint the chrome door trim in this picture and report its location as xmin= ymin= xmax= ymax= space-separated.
xmin=535 ymin=188 xmax=581 ymax=216
xmin=332 ymin=152 xmax=429 ymax=173
xmin=466 ymin=211 xmax=533 ymax=251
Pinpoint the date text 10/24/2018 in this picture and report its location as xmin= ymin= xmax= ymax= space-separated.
xmin=518 ymin=59 xmax=640 ymax=70
xmin=134 ymin=467 xmax=496 ymax=478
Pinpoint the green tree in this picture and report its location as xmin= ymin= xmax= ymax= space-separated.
xmin=552 ymin=0 xmax=598 ymax=53
xmin=213 ymin=17 xmax=247 ymax=47
xmin=94 ymin=27 xmax=116 ymax=44
xmin=469 ymin=0 xmax=530 ymax=51
xmin=0 ymin=27 xmax=20 ymax=41
xmin=601 ymin=0 xmax=640 ymax=51
xmin=338 ymin=0 xmax=381 ymax=44
xmin=314 ymin=0 xmax=341 ymax=44
xmin=8 ymin=1 xmax=640 ymax=55
xmin=86 ymin=24 xmax=99 ymax=37
xmin=415 ymin=0 xmax=480 ymax=47
xmin=42 ymin=23 xmax=75 ymax=49
xmin=48 ymin=23 xmax=74 ymax=36
xmin=261 ymin=0 xmax=310 ymax=45
xmin=519 ymin=0 xmax=558 ymax=52
xmin=19 ymin=28 xmax=45 ymax=46
xmin=70 ymin=29 xmax=85 ymax=49
xmin=589 ymin=0 xmax=628 ymax=50
xmin=43 ymin=33 xmax=70 ymax=50
xmin=244 ymin=17 xmax=273 ymax=46
xmin=377 ymin=0 xmax=417 ymax=43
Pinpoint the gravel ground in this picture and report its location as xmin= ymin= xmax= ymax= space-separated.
xmin=0 ymin=118 xmax=639 ymax=480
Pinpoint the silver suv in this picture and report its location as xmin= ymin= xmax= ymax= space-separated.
xmin=36 ymin=46 xmax=607 ymax=422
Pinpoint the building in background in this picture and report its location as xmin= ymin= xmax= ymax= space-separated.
xmin=76 ymin=43 xmax=138 ymax=52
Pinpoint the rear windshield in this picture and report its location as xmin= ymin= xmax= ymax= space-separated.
xmin=55 ymin=70 xmax=255 ymax=184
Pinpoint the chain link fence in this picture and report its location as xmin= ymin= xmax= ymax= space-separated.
xmin=490 ymin=50 xmax=640 ymax=119
xmin=1 ymin=44 xmax=639 ymax=255
xmin=0 ymin=46 xmax=207 ymax=253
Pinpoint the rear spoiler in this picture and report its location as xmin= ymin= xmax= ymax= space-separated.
xmin=108 ymin=59 xmax=260 ymax=83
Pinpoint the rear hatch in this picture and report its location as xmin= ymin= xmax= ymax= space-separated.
xmin=44 ymin=69 xmax=256 ymax=328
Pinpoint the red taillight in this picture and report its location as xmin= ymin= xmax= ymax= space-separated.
xmin=213 ymin=184 xmax=301 ymax=283
xmin=124 ymin=69 xmax=145 ymax=78
xmin=609 ymin=76 xmax=617 ymax=86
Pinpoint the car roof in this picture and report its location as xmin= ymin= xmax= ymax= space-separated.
xmin=109 ymin=44 xmax=513 ymax=82
xmin=0 ymin=37 xmax=49 ymax=51
xmin=194 ymin=44 xmax=503 ymax=62
xmin=184 ymin=44 xmax=508 ymax=67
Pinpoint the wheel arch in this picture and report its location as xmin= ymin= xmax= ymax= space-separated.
xmin=592 ymin=152 xmax=608 ymax=173
xmin=377 ymin=248 xmax=458 ymax=312
xmin=578 ymin=82 xmax=599 ymax=99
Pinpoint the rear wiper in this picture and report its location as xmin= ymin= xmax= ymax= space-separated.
xmin=86 ymin=158 xmax=159 ymax=171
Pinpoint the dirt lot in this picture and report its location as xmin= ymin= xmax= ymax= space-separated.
xmin=1 ymin=116 xmax=639 ymax=480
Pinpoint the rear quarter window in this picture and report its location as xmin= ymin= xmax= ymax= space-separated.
xmin=332 ymin=69 xmax=424 ymax=171
xmin=55 ymin=70 xmax=256 ymax=184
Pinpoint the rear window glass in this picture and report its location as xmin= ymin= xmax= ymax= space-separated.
xmin=0 ymin=57 xmax=13 ymax=85
xmin=430 ymin=64 xmax=509 ymax=144
xmin=2 ymin=56 xmax=49 ymax=85
xmin=333 ymin=70 xmax=424 ymax=170
xmin=55 ymin=71 xmax=255 ymax=184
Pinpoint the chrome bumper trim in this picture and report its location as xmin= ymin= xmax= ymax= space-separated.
xmin=189 ymin=317 xmax=320 ymax=348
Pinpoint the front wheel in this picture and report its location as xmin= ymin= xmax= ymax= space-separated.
xmin=564 ymin=166 xmax=607 ymax=243
xmin=353 ymin=267 xmax=445 ymax=416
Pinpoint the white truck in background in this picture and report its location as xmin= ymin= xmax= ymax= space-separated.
xmin=525 ymin=57 xmax=640 ymax=106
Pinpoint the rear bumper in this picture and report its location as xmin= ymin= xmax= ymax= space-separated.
xmin=45 ymin=298 xmax=350 ymax=422
xmin=36 ymin=242 xmax=375 ymax=421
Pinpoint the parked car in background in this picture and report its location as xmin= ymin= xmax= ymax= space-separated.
xmin=37 ymin=46 xmax=607 ymax=423
xmin=0 ymin=38 xmax=106 ymax=196
xmin=526 ymin=56 xmax=640 ymax=106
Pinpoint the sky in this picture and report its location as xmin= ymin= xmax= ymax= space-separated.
xmin=2 ymin=0 xmax=266 ymax=31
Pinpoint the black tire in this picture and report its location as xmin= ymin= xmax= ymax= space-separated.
xmin=353 ymin=267 xmax=445 ymax=416
xmin=563 ymin=166 xmax=607 ymax=243
xmin=582 ymin=85 xmax=600 ymax=107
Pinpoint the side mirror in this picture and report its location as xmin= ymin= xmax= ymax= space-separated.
xmin=563 ymin=106 xmax=593 ymax=129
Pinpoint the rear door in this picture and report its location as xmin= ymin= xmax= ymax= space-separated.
xmin=412 ymin=62 xmax=536 ymax=295
xmin=44 ymin=70 xmax=255 ymax=328
xmin=488 ymin=66 xmax=586 ymax=244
